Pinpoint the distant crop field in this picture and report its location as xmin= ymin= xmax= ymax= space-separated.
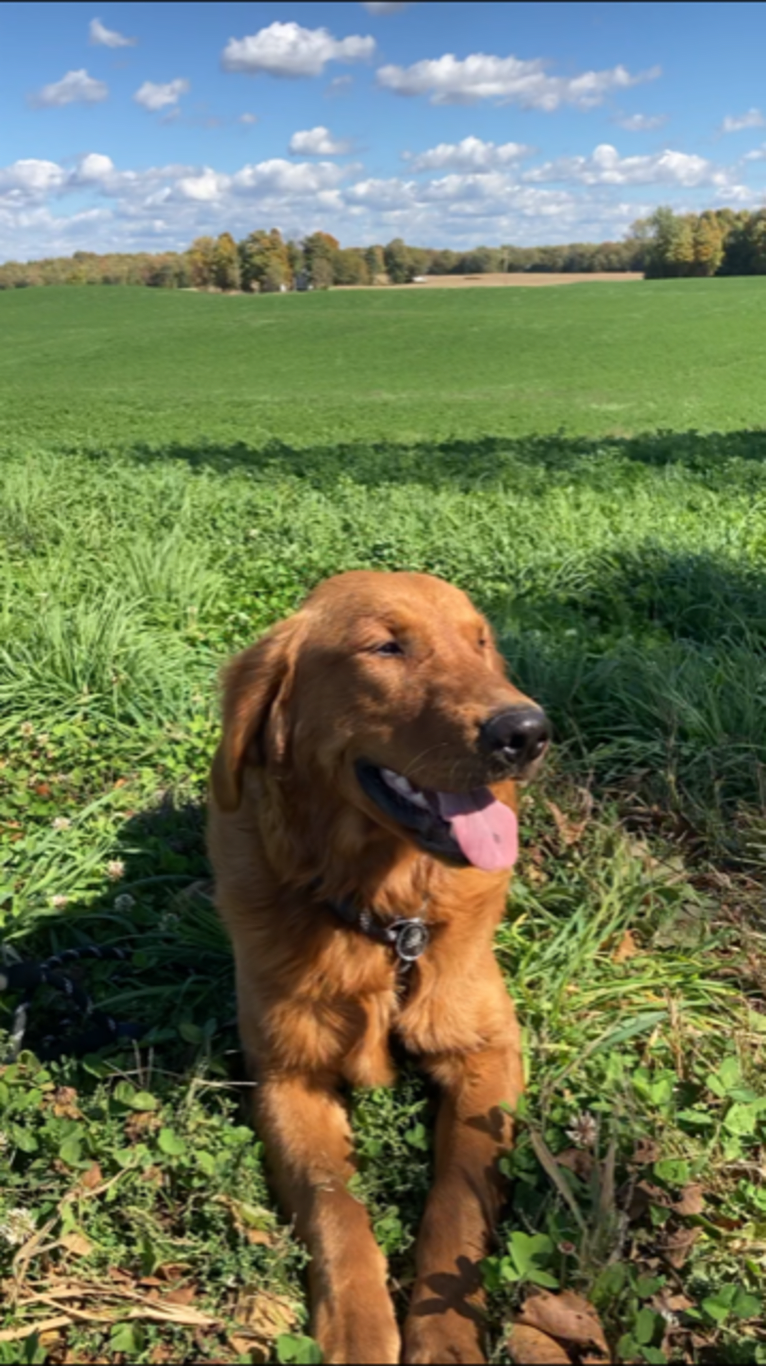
xmin=2 ymin=278 xmax=766 ymax=449
xmin=342 ymin=270 xmax=645 ymax=287
xmin=1 ymin=282 xmax=765 ymax=1363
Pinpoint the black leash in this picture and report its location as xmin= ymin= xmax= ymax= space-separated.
xmin=0 ymin=945 xmax=142 ymax=1062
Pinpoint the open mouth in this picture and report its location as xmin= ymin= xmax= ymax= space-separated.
xmin=355 ymin=761 xmax=519 ymax=872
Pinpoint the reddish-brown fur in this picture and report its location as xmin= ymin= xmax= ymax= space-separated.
xmin=208 ymin=571 xmax=546 ymax=1364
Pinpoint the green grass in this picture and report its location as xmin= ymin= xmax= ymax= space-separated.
xmin=1 ymin=284 xmax=766 ymax=1364
xmin=3 ymin=279 xmax=766 ymax=446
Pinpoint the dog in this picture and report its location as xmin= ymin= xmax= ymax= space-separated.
xmin=208 ymin=570 xmax=550 ymax=1364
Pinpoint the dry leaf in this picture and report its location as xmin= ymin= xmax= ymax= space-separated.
xmin=52 ymin=1087 xmax=82 ymax=1119
xmin=630 ymin=1138 xmax=662 ymax=1166
xmin=672 ymin=1184 xmax=704 ymax=1216
xmin=518 ymin=1289 xmax=610 ymax=1356
xmin=229 ymin=1334 xmax=269 ymax=1364
xmin=78 ymin=1163 xmax=103 ymax=1191
xmin=661 ymin=1226 xmax=700 ymax=1269
xmin=507 ymin=1324 xmax=572 ymax=1364
xmin=234 ymin=1289 xmax=297 ymax=1341
xmin=556 ymin=1148 xmax=595 ymax=1181
xmin=125 ymin=1111 xmax=161 ymax=1140
xmin=60 ymin=1231 xmax=93 ymax=1258
xmin=546 ymin=800 xmax=589 ymax=847
xmin=612 ymin=930 xmax=639 ymax=963
xmin=163 ymin=1283 xmax=197 ymax=1307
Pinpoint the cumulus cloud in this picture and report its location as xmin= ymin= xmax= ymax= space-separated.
xmin=89 ymin=17 xmax=135 ymax=47
xmin=376 ymin=51 xmax=660 ymax=108
xmin=362 ymin=2 xmax=411 ymax=12
xmin=0 ymin=141 xmax=757 ymax=268
xmin=221 ymin=22 xmax=375 ymax=79
xmin=404 ymin=136 xmax=532 ymax=172
xmin=524 ymin=143 xmax=733 ymax=189
xmin=134 ymin=78 xmax=190 ymax=111
xmin=614 ymin=112 xmax=667 ymax=132
xmin=743 ymin=144 xmax=766 ymax=161
xmin=721 ymin=108 xmax=765 ymax=134
xmin=0 ymin=158 xmax=67 ymax=202
xmin=289 ymin=126 xmax=352 ymax=155
xmin=327 ymin=75 xmax=354 ymax=95
xmin=30 ymin=69 xmax=108 ymax=108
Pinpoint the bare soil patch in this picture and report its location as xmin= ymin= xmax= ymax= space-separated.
xmin=351 ymin=272 xmax=644 ymax=289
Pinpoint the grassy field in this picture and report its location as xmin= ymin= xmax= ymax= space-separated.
xmin=1 ymin=283 xmax=765 ymax=1365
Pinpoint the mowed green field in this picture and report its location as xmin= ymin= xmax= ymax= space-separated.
xmin=3 ymin=278 xmax=766 ymax=445
xmin=1 ymin=284 xmax=766 ymax=1364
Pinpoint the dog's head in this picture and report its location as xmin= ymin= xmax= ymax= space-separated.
xmin=211 ymin=571 xmax=549 ymax=873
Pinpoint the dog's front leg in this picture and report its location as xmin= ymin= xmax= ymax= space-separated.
xmin=403 ymin=1032 xmax=523 ymax=1364
xmin=255 ymin=1073 xmax=400 ymax=1366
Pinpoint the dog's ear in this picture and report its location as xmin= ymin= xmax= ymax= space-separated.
xmin=210 ymin=618 xmax=303 ymax=812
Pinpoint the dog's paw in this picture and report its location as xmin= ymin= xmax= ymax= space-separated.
xmin=403 ymin=1312 xmax=486 ymax=1364
xmin=316 ymin=1303 xmax=401 ymax=1365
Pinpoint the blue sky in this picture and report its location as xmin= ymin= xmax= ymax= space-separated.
xmin=2 ymin=0 xmax=765 ymax=263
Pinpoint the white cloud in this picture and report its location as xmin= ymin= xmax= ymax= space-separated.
xmin=89 ymin=17 xmax=135 ymax=48
xmin=175 ymin=168 xmax=231 ymax=202
xmin=743 ymin=144 xmax=766 ymax=162
xmin=1 ymin=141 xmax=759 ymax=269
xmin=377 ymin=51 xmax=660 ymax=108
xmin=524 ymin=143 xmax=733 ymax=189
xmin=289 ymin=126 xmax=352 ymax=155
xmin=221 ymin=22 xmax=375 ymax=79
xmin=134 ymin=79 xmax=190 ymax=112
xmin=362 ymin=2 xmax=411 ymax=13
xmin=0 ymin=158 xmax=67 ymax=202
xmin=405 ymin=136 xmax=532 ymax=172
xmin=231 ymin=159 xmax=348 ymax=197
xmin=74 ymin=152 xmax=116 ymax=183
xmin=721 ymin=108 xmax=765 ymax=134
xmin=327 ymin=75 xmax=354 ymax=95
xmin=239 ymin=113 xmax=258 ymax=125
xmin=615 ymin=112 xmax=667 ymax=132
xmin=30 ymin=69 xmax=108 ymax=108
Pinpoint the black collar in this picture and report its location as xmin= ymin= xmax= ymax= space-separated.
xmin=328 ymin=896 xmax=431 ymax=965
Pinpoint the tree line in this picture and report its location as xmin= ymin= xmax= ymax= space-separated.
xmin=1 ymin=207 xmax=765 ymax=291
xmin=634 ymin=206 xmax=766 ymax=277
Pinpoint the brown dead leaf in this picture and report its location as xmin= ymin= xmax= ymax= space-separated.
xmin=51 ymin=1087 xmax=82 ymax=1120
xmin=234 ymin=1289 xmax=297 ymax=1342
xmin=229 ymin=1335 xmax=269 ymax=1364
xmin=612 ymin=930 xmax=639 ymax=964
xmin=660 ymin=1226 xmax=700 ymax=1269
xmin=140 ymin=1165 xmax=165 ymax=1188
xmin=507 ymin=1324 xmax=572 ymax=1364
xmin=163 ymin=1284 xmax=197 ymax=1307
xmin=156 ymin=1263 xmax=192 ymax=1282
xmin=218 ymin=1195 xmax=279 ymax=1247
xmin=77 ymin=1163 xmax=103 ymax=1192
xmin=546 ymin=800 xmax=590 ymax=847
xmin=556 ymin=1148 xmax=595 ymax=1181
xmin=625 ymin=1179 xmax=669 ymax=1221
xmin=518 ymin=1289 xmax=610 ymax=1356
xmin=125 ymin=1111 xmax=161 ymax=1140
xmin=630 ymin=1138 xmax=662 ymax=1166
xmin=672 ymin=1184 xmax=704 ymax=1217
xmin=60 ymin=1232 xmax=93 ymax=1258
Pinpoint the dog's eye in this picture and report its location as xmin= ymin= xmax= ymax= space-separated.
xmin=478 ymin=636 xmax=488 ymax=648
xmin=372 ymin=640 xmax=404 ymax=656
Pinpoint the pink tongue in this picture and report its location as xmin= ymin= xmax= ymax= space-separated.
xmin=436 ymin=789 xmax=519 ymax=872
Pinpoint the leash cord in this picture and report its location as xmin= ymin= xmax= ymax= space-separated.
xmin=0 ymin=944 xmax=142 ymax=1062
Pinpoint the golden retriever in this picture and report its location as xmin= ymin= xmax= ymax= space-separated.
xmin=208 ymin=570 xmax=549 ymax=1364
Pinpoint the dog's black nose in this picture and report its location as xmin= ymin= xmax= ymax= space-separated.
xmin=481 ymin=707 xmax=551 ymax=770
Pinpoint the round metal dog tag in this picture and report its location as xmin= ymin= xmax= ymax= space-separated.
xmin=391 ymin=918 xmax=430 ymax=963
